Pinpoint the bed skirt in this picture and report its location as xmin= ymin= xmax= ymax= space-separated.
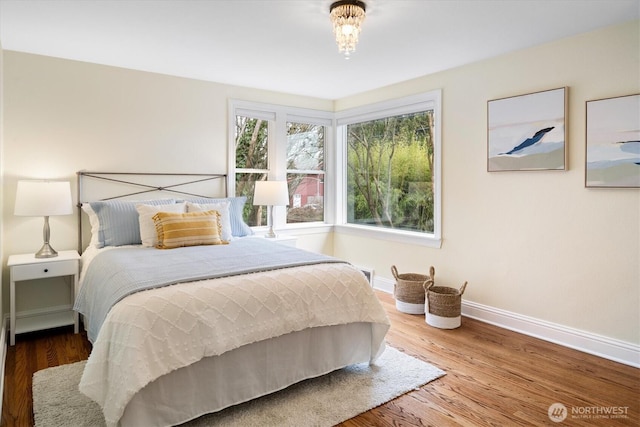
xmin=120 ymin=322 xmax=380 ymax=426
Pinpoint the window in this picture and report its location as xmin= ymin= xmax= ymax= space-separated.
xmin=286 ymin=122 xmax=325 ymax=224
xmin=230 ymin=94 xmax=440 ymax=245
xmin=233 ymin=112 xmax=271 ymax=227
xmin=336 ymin=91 xmax=442 ymax=247
xmin=229 ymin=101 xmax=332 ymax=231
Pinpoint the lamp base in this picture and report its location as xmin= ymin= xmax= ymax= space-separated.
xmin=35 ymin=242 xmax=58 ymax=258
xmin=265 ymin=226 xmax=277 ymax=238
xmin=264 ymin=205 xmax=277 ymax=238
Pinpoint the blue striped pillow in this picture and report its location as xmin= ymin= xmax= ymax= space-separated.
xmin=182 ymin=197 xmax=253 ymax=237
xmin=88 ymin=199 xmax=176 ymax=247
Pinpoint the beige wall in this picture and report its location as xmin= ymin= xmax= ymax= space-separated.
xmin=1 ymin=20 xmax=638 ymax=346
xmin=1 ymin=53 xmax=332 ymax=311
xmin=334 ymin=20 xmax=640 ymax=345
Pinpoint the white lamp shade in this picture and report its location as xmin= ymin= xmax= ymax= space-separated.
xmin=253 ymin=181 xmax=289 ymax=206
xmin=14 ymin=180 xmax=73 ymax=217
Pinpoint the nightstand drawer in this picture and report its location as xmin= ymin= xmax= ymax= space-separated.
xmin=10 ymin=259 xmax=78 ymax=281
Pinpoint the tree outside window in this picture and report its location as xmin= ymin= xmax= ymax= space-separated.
xmin=234 ymin=114 xmax=327 ymax=227
xmin=286 ymin=122 xmax=325 ymax=224
xmin=230 ymin=94 xmax=439 ymax=244
xmin=234 ymin=115 xmax=268 ymax=226
xmin=346 ymin=110 xmax=435 ymax=233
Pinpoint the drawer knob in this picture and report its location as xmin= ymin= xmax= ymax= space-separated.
xmin=44 ymin=269 xmax=49 ymax=273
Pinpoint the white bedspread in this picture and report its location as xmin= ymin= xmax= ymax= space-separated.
xmin=79 ymin=261 xmax=390 ymax=427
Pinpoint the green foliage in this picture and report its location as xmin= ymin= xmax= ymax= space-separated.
xmin=235 ymin=116 xmax=269 ymax=226
xmin=235 ymin=116 xmax=268 ymax=170
xmin=235 ymin=118 xmax=326 ymax=226
xmin=347 ymin=111 xmax=435 ymax=233
xmin=234 ymin=110 xmax=435 ymax=232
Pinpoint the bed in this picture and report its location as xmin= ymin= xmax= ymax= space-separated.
xmin=73 ymin=172 xmax=390 ymax=427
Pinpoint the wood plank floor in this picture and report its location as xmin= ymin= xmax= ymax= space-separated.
xmin=2 ymin=291 xmax=639 ymax=426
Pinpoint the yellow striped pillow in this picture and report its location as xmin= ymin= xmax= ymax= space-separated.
xmin=152 ymin=210 xmax=228 ymax=249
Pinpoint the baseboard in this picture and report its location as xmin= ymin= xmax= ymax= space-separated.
xmin=0 ymin=315 xmax=8 ymax=418
xmin=373 ymin=276 xmax=640 ymax=368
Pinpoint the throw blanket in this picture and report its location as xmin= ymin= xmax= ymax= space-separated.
xmin=74 ymin=238 xmax=344 ymax=342
xmin=77 ymin=240 xmax=390 ymax=427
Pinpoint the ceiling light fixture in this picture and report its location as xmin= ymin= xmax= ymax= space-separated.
xmin=330 ymin=0 xmax=366 ymax=59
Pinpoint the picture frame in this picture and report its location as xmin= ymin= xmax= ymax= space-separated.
xmin=585 ymin=94 xmax=640 ymax=188
xmin=487 ymin=87 xmax=567 ymax=172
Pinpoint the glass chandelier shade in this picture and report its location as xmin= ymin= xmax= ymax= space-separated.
xmin=330 ymin=1 xmax=366 ymax=58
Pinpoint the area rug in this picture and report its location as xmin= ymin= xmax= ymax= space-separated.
xmin=33 ymin=346 xmax=445 ymax=427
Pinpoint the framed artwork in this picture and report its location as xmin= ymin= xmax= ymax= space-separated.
xmin=585 ymin=94 xmax=640 ymax=188
xmin=487 ymin=87 xmax=567 ymax=172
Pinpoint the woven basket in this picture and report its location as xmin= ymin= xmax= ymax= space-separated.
xmin=391 ymin=265 xmax=433 ymax=314
xmin=424 ymin=276 xmax=468 ymax=329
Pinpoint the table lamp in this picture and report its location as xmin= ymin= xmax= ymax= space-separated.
xmin=253 ymin=181 xmax=289 ymax=238
xmin=14 ymin=180 xmax=73 ymax=258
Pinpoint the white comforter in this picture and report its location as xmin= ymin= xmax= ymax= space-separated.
xmin=79 ymin=261 xmax=390 ymax=426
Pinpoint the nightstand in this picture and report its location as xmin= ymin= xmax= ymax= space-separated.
xmin=8 ymin=250 xmax=80 ymax=345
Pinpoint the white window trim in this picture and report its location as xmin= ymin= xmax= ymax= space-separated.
xmin=229 ymin=99 xmax=333 ymax=233
xmin=334 ymin=90 xmax=442 ymax=248
xmin=229 ymin=91 xmax=442 ymax=248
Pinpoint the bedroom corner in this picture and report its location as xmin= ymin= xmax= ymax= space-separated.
xmin=0 ymin=3 xmax=637 ymax=424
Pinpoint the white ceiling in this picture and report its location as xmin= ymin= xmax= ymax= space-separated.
xmin=1 ymin=0 xmax=638 ymax=100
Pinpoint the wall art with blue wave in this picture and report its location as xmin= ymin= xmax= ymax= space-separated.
xmin=488 ymin=87 xmax=567 ymax=172
xmin=586 ymin=93 xmax=640 ymax=188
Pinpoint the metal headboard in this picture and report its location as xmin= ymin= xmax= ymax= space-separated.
xmin=77 ymin=171 xmax=228 ymax=253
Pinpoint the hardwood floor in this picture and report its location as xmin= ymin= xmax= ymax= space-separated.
xmin=2 ymin=291 xmax=638 ymax=426
xmin=2 ymin=326 xmax=92 ymax=427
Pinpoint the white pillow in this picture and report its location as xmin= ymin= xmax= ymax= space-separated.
xmin=81 ymin=203 xmax=100 ymax=248
xmin=186 ymin=201 xmax=233 ymax=242
xmin=136 ymin=202 xmax=187 ymax=247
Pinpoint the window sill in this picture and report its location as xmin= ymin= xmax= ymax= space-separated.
xmin=250 ymin=223 xmax=442 ymax=247
xmin=334 ymin=224 xmax=442 ymax=248
xmin=252 ymin=223 xmax=334 ymax=236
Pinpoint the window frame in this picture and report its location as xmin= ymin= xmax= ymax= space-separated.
xmin=228 ymin=100 xmax=334 ymax=235
xmin=334 ymin=90 xmax=442 ymax=248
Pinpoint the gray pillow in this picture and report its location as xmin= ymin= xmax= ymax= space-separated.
xmin=88 ymin=199 xmax=176 ymax=247
xmin=182 ymin=197 xmax=253 ymax=237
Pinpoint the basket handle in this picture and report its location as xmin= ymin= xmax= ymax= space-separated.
xmin=391 ymin=265 xmax=399 ymax=280
xmin=459 ymin=281 xmax=468 ymax=295
xmin=423 ymin=278 xmax=435 ymax=291
xmin=429 ymin=266 xmax=435 ymax=280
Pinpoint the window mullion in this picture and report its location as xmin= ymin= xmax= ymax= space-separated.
xmin=333 ymin=124 xmax=346 ymax=225
xmin=271 ymin=111 xmax=288 ymax=229
xmin=286 ymin=169 xmax=325 ymax=175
